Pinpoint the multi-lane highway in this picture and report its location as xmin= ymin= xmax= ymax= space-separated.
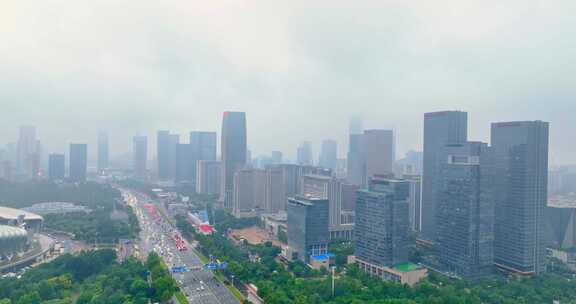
xmin=123 ymin=189 xmax=240 ymax=304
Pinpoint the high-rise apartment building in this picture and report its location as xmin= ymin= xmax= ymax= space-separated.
xmin=221 ymin=111 xmax=247 ymax=209
xmin=318 ymin=140 xmax=338 ymax=170
xmin=492 ymin=121 xmax=549 ymax=275
xmin=69 ymin=144 xmax=88 ymax=182
xmin=48 ymin=154 xmax=65 ymax=180
xmin=287 ymin=197 xmax=329 ymax=263
xmin=436 ymin=142 xmax=495 ymax=279
xmin=196 ymin=160 xmax=221 ymax=195
xmin=133 ymin=136 xmax=148 ymax=179
xmin=421 ymin=111 xmax=468 ymax=241
xmin=97 ymin=131 xmax=109 ymax=174
xmin=355 ymin=177 xmax=410 ymax=269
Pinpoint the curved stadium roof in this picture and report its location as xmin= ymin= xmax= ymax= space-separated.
xmin=0 ymin=206 xmax=43 ymax=221
xmin=0 ymin=225 xmax=28 ymax=240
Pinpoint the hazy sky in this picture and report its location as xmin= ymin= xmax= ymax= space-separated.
xmin=1 ymin=0 xmax=575 ymax=164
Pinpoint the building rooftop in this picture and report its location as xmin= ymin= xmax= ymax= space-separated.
xmin=0 ymin=206 xmax=43 ymax=221
xmin=311 ymin=253 xmax=335 ymax=261
xmin=393 ymin=263 xmax=420 ymax=273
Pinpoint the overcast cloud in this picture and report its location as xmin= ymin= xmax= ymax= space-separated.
xmin=1 ymin=0 xmax=575 ymax=164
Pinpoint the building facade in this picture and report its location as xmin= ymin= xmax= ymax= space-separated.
xmin=436 ymin=142 xmax=495 ymax=279
xmin=48 ymin=153 xmax=65 ymax=180
xmin=220 ymin=112 xmax=247 ymax=209
xmin=133 ymin=136 xmax=148 ymax=179
xmin=318 ymin=139 xmax=337 ymax=170
xmin=287 ymin=197 xmax=329 ymax=263
xmin=492 ymin=121 xmax=549 ymax=275
xmin=421 ymin=111 xmax=468 ymax=241
xmin=355 ymin=177 xmax=410 ymax=268
xmin=69 ymin=144 xmax=87 ymax=182
xmin=196 ymin=160 xmax=221 ymax=195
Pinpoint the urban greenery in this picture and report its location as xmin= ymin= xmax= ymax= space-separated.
xmin=178 ymin=208 xmax=576 ymax=304
xmin=0 ymin=181 xmax=139 ymax=243
xmin=0 ymin=250 xmax=178 ymax=304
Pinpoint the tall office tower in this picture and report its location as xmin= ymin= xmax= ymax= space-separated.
xmin=297 ymin=141 xmax=313 ymax=166
xmin=421 ymin=111 xmax=468 ymax=241
xmin=168 ymin=134 xmax=180 ymax=179
xmin=287 ymin=197 xmax=329 ymax=263
xmin=347 ymin=133 xmax=365 ymax=186
xmin=271 ymin=151 xmax=283 ymax=164
xmin=97 ymin=131 xmax=109 ymax=174
xmin=48 ymin=154 xmax=65 ymax=180
xmin=69 ymin=144 xmax=88 ymax=182
xmin=436 ymin=142 xmax=495 ymax=279
xmin=190 ymin=131 xmax=217 ymax=161
xmin=355 ymin=177 xmax=410 ymax=270
xmin=265 ymin=167 xmax=284 ymax=213
xmin=492 ymin=121 xmax=549 ymax=275
xmin=363 ymin=129 xmax=395 ymax=181
xmin=175 ymin=144 xmax=194 ymax=183
xmin=16 ymin=125 xmax=39 ymax=178
xmin=233 ymin=169 xmax=266 ymax=217
xmin=190 ymin=131 xmax=217 ymax=184
xmin=196 ymin=160 xmax=221 ymax=195
xmin=157 ymin=130 xmax=171 ymax=179
xmin=132 ymin=136 xmax=148 ymax=179
xmin=318 ymin=139 xmax=338 ymax=170
xmin=221 ymin=111 xmax=247 ymax=209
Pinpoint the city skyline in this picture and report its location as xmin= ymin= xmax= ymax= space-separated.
xmin=1 ymin=1 xmax=575 ymax=165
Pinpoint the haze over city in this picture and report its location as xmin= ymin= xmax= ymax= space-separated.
xmin=1 ymin=0 xmax=575 ymax=164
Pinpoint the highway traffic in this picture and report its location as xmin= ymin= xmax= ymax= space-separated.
xmin=124 ymin=189 xmax=240 ymax=304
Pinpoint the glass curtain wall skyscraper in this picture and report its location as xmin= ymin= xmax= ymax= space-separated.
xmin=220 ymin=111 xmax=247 ymax=209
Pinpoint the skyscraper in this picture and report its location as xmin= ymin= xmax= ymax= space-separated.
xmin=363 ymin=129 xmax=395 ymax=181
xmin=16 ymin=125 xmax=39 ymax=179
xmin=190 ymin=131 xmax=217 ymax=161
xmin=492 ymin=121 xmax=549 ymax=275
xmin=220 ymin=111 xmax=247 ymax=209
xmin=436 ymin=142 xmax=495 ymax=279
xmin=69 ymin=144 xmax=88 ymax=182
xmin=355 ymin=177 xmax=410 ymax=269
xmin=48 ymin=153 xmax=65 ymax=180
xmin=318 ymin=139 xmax=338 ymax=170
xmin=403 ymin=174 xmax=422 ymax=233
xmin=421 ymin=111 xmax=468 ymax=241
xmin=287 ymin=197 xmax=329 ymax=263
xmin=157 ymin=130 xmax=171 ymax=180
xmin=196 ymin=160 xmax=221 ymax=195
xmin=175 ymin=144 xmax=194 ymax=183
xmin=189 ymin=131 xmax=217 ymax=185
xmin=97 ymin=131 xmax=109 ymax=174
xmin=297 ymin=141 xmax=313 ymax=166
xmin=133 ymin=136 xmax=148 ymax=179
xmin=347 ymin=133 xmax=365 ymax=186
